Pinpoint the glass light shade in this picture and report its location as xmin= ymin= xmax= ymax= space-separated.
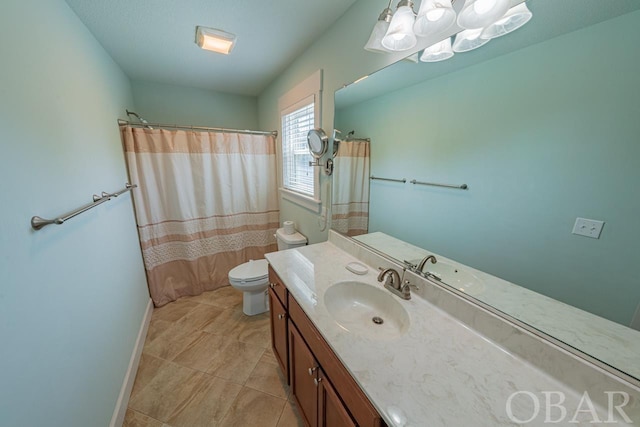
xmin=481 ymin=3 xmax=533 ymax=39
xmin=413 ymin=0 xmax=456 ymax=37
xmin=457 ymin=0 xmax=510 ymax=29
xmin=420 ymin=37 xmax=454 ymax=62
xmin=195 ymin=26 xmax=236 ymax=54
xmin=452 ymin=28 xmax=490 ymax=53
xmin=382 ymin=6 xmax=418 ymax=51
xmin=404 ymin=52 xmax=420 ymax=63
xmin=364 ymin=20 xmax=391 ymax=52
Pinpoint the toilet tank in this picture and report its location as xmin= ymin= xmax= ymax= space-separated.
xmin=275 ymin=227 xmax=307 ymax=250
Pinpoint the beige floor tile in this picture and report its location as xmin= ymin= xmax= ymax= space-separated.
xmin=191 ymin=286 xmax=243 ymax=309
xmin=201 ymin=306 xmax=245 ymax=336
xmin=262 ymin=347 xmax=278 ymax=365
xmin=167 ymin=374 xmax=243 ymax=427
xmin=129 ymin=361 xmax=205 ymax=423
xmin=130 ymin=354 xmax=170 ymax=400
xmin=236 ymin=312 xmax=271 ymax=348
xmin=123 ymin=409 xmax=165 ymax=427
xmin=144 ymin=323 xmax=203 ymax=361
xmin=245 ymin=356 xmax=289 ymax=399
xmin=152 ymin=299 xmax=200 ymax=323
xmin=205 ymin=336 xmax=265 ymax=384
xmin=173 ymin=302 xmax=225 ymax=332
xmin=277 ymin=398 xmax=305 ymax=427
xmin=145 ymin=318 xmax=173 ymax=344
xmin=172 ymin=332 xmax=227 ymax=372
xmin=219 ymin=387 xmax=286 ymax=427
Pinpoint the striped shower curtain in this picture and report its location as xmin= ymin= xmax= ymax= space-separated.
xmin=121 ymin=126 xmax=279 ymax=307
xmin=331 ymin=139 xmax=370 ymax=236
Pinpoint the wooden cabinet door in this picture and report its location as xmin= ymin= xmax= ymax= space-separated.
xmin=269 ymin=288 xmax=289 ymax=383
xmin=318 ymin=369 xmax=357 ymax=427
xmin=289 ymin=321 xmax=319 ymax=427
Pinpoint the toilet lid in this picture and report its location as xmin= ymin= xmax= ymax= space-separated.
xmin=229 ymin=259 xmax=269 ymax=282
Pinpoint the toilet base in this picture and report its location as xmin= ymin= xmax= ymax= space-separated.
xmin=243 ymin=289 xmax=269 ymax=316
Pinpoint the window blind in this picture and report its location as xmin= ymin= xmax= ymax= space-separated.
xmin=282 ymin=102 xmax=315 ymax=196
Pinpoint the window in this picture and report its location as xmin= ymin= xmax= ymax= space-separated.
xmin=278 ymin=70 xmax=322 ymax=212
xmin=281 ymin=98 xmax=315 ymax=197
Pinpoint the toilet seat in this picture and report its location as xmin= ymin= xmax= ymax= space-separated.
xmin=229 ymin=259 xmax=268 ymax=284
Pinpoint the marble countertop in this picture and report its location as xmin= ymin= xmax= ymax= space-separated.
xmin=266 ymin=240 xmax=637 ymax=426
xmin=355 ymin=232 xmax=640 ymax=382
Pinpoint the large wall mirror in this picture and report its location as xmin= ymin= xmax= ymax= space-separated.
xmin=332 ymin=0 xmax=640 ymax=382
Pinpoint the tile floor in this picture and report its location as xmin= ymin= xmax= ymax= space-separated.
xmin=124 ymin=286 xmax=304 ymax=427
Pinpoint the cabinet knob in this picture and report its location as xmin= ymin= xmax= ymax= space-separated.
xmin=278 ymin=313 xmax=286 ymax=320
xmin=269 ymin=283 xmax=276 ymax=289
xmin=308 ymin=366 xmax=317 ymax=376
xmin=314 ymin=377 xmax=322 ymax=386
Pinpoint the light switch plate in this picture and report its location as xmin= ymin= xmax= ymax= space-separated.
xmin=572 ymin=217 xmax=605 ymax=239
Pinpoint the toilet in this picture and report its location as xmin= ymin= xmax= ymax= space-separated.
xmin=228 ymin=227 xmax=307 ymax=315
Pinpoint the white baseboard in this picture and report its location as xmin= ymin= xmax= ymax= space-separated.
xmin=631 ymin=302 xmax=640 ymax=331
xmin=110 ymin=298 xmax=153 ymax=427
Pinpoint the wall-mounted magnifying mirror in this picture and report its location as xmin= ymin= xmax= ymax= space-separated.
xmin=307 ymin=128 xmax=335 ymax=175
xmin=307 ymin=128 xmax=328 ymax=159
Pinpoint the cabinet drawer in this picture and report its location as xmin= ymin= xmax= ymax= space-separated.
xmin=268 ymin=266 xmax=288 ymax=308
xmin=288 ymin=296 xmax=385 ymax=427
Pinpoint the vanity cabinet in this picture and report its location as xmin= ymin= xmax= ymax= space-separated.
xmin=268 ymin=267 xmax=289 ymax=382
xmin=268 ymin=266 xmax=385 ymax=427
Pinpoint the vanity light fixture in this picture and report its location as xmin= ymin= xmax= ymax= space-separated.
xmin=365 ymin=1 xmax=394 ymax=52
xmin=480 ymin=2 xmax=532 ymax=39
xmin=414 ymin=0 xmax=456 ymax=37
xmin=420 ymin=37 xmax=454 ymax=62
xmin=365 ymin=1 xmax=532 ymax=58
xmin=457 ymin=0 xmax=510 ymax=29
xmin=381 ymin=0 xmax=418 ymax=52
xmin=195 ymin=26 xmax=236 ymax=55
xmin=452 ymin=27 xmax=491 ymax=52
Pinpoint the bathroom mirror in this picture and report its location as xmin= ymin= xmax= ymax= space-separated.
xmin=332 ymin=0 xmax=640 ymax=382
xmin=307 ymin=128 xmax=328 ymax=159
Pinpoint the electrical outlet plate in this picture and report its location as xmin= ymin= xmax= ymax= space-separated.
xmin=572 ymin=217 xmax=605 ymax=239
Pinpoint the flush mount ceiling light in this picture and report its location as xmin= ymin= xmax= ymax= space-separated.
xmin=364 ymin=1 xmax=532 ymax=62
xmin=195 ymin=26 xmax=236 ymax=55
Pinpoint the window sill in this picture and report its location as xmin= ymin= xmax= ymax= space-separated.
xmin=280 ymin=188 xmax=321 ymax=213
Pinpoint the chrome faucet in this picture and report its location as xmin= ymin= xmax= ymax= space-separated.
xmin=416 ymin=255 xmax=437 ymax=273
xmin=377 ymin=267 xmax=411 ymax=300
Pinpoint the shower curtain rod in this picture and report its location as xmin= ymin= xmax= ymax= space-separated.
xmin=118 ymin=119 xmax=277 ymax=137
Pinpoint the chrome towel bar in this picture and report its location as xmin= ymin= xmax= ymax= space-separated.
xmin=31 ymin=183 xmax=137 ymax=230
xmin=410 ymin=180 xmax=468 ymax=190
xmin=370 ymin=175 xmax=406 ymax=183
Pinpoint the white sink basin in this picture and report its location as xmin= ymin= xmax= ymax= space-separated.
xmin=323 ymin=281 xmax=410 ymax=338
xmin=424 ymin=261 xmax=485 ymax=296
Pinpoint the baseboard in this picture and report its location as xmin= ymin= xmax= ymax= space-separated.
xmin=109 ymin=298 xmax=153 ymax=427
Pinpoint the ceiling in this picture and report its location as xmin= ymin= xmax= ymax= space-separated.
xmin=64 ymin=0 xmax=357 ymax=96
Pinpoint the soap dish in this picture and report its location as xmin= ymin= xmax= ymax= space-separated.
xmin=346 ymin=262 xmax=368 ymax=275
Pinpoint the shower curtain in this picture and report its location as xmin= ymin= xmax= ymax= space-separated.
xmin=121 ymin=126 xmax=279 ymax=307
xmin=331 ymin=139 xmax=370 ymax=236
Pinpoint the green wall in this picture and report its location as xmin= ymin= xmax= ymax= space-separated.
xmin=335 ymin=11 xmax=640 ymax=325
xmin=132 ymin=80 xmax=259 ymax=130
xmin=0 ymin=1 xmax=149 ymax=426
xmin=257 ymin=0 xmax=411 ymax=243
